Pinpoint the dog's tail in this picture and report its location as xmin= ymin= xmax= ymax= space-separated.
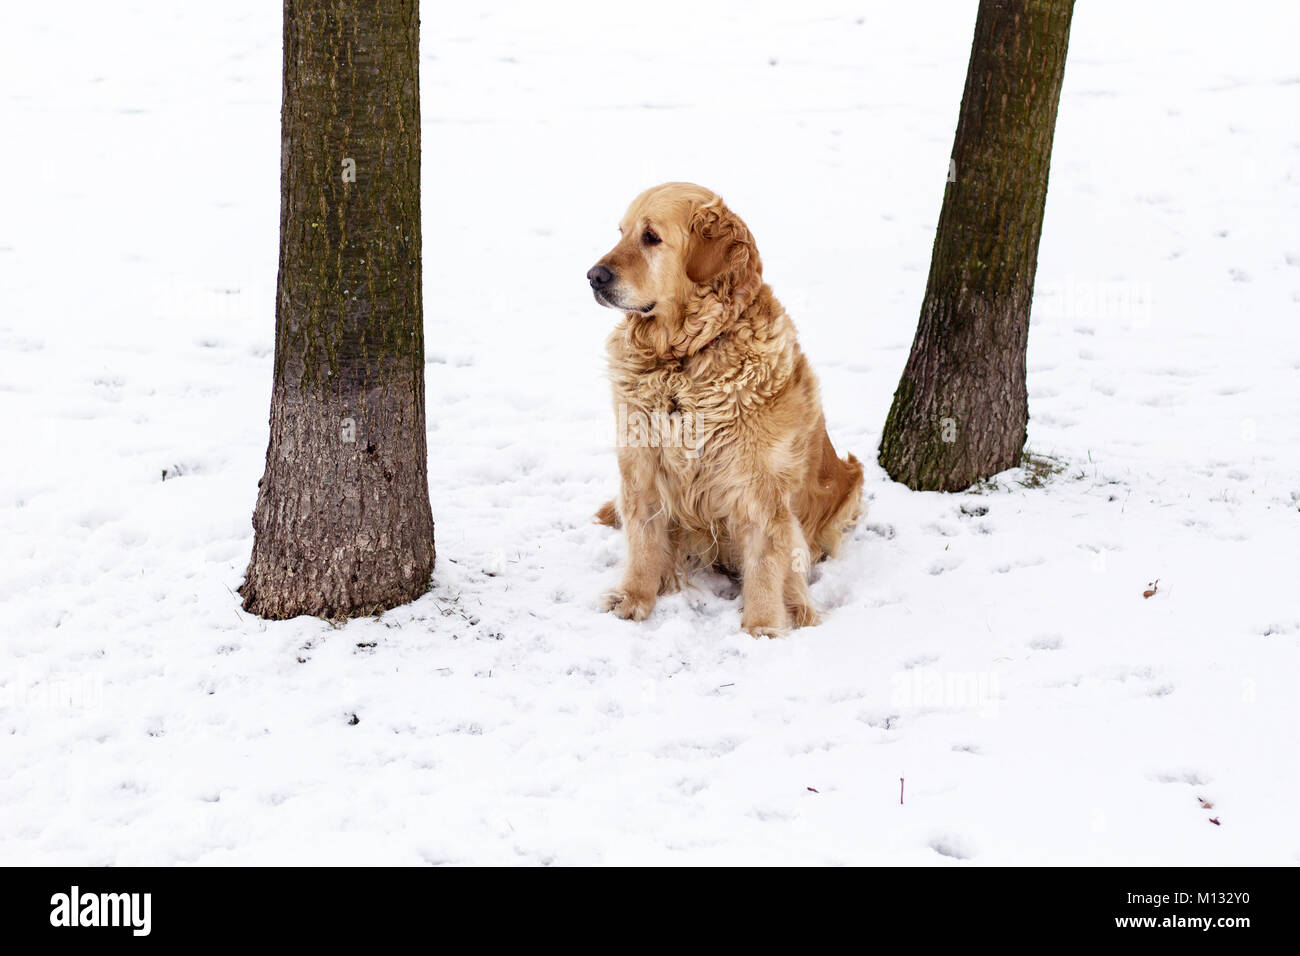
xmin=810 ymin=448 xmax=864 ymax=561
xmin=594 ymin=499 xmax=621 ymax=528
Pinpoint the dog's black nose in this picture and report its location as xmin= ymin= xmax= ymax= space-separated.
xmin=587 ymin=265 xmax=614 ymax=289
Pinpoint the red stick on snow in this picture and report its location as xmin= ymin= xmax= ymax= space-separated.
xmin=900 ymin=777 xmax=905 ymax=805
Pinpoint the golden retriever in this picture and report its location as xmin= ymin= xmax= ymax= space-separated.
xmin=588 ymin=182 xmax=863 ymax=636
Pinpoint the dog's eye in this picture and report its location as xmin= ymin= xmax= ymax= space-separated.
xmin=642 ymin=230 xmax=661 ymax=246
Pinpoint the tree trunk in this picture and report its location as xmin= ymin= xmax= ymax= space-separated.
xmin=241 ymin=0 xmax=435 ymax=619
xmin=878 ymin=0 xmax=1074 ymax=492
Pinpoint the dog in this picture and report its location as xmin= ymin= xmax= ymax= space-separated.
xmin=588 ymin=183 xmax=863 ymax=636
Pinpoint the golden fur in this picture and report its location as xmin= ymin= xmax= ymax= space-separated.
xmin=589 ymin=183 xmax=863 ymax=636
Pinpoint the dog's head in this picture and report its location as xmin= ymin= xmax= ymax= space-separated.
xmin=588 ymin=183 xmax=762 ymax=356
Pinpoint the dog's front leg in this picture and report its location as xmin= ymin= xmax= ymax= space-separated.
xmin=602 ymin=450 xmax=671 ymax=622
xmin=739 ymin=505 xmax=795 ymax=637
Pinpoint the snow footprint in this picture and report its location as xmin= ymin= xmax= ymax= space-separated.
xmin=928 ymin=834 xmax=974 ymax=860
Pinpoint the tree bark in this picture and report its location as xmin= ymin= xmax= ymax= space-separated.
xmin=879 ymin=0 xmax=1074 ymax=492
xmin=241 ymin=0 xmax=435 ymax=619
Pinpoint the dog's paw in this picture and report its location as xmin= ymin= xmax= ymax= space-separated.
xmin=601 ymin=589 xmax=654 ymax=621
xmin=743 ymin=605 xmax=791 ymax=638
xmin=744 ymin=623 xmax=789 ymax=639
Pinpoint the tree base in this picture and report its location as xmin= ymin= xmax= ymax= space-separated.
xmin=240 ymin=379 xmax=436 ymax=621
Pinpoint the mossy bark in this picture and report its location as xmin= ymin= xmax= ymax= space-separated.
xmin=241 ymin=0 xmax=435 ymax=619
xmin=879 ymin=0 xmax=1074 ymax=492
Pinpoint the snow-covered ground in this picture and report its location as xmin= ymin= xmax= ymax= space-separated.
xmin=1 ymin=1 xmax=1298 ymax=865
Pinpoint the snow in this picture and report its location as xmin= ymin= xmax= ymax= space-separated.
xmin=1 ymin=0 xmax=1298 ymax=865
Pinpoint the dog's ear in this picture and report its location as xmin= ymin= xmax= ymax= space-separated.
xmin=685 ymin=199 xmax=761 ymax=296
xmin=685 ymin=207 xmax=734 ymax=285
xmin=672 ymin=196 xmax=764 ymax=354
